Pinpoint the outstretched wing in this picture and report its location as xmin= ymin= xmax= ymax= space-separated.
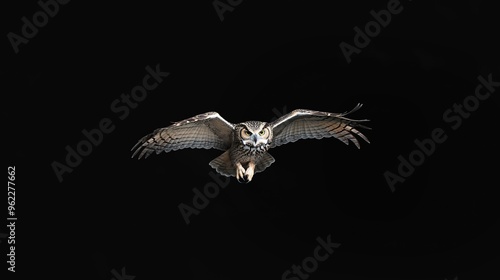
xmin=269 ymin=104 xmax=370 ymax=149
xmin=131 ymin=112 xmax=234 ymax=159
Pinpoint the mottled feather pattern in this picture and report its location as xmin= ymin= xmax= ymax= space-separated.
xmin=270 ymin=104 xmax=370 ymax=149
xmin=131 ymin=112 xmax=234 ymax=159
xmin=242 ymin=121 xmax=265 ymax=131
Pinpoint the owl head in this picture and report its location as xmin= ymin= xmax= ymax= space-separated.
xmin=235 ymin=121 xmax=273 ymax=149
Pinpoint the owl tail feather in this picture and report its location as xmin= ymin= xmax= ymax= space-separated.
xmin=209 ymin=151 xmax=276 ymax=177
xmin=254 ymin=152 xmax=275 ymax=174
xmin=209 ymin=151 xmax=234 ymax=177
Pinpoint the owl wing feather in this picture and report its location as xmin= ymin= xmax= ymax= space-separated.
xmin=131 ymin=112 xmax=234 ymax=159
xmin=269 ymin=103 xmax=370 ymax=149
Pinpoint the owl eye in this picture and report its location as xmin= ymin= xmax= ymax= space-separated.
xmin=240 ymin=128 xmax=252 ymax=139
xmin=258 ymin=128 xmax=269 ymax=137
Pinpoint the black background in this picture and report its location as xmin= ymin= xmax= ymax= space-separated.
xmin=4 ymin=0 xmax=500 ymax=279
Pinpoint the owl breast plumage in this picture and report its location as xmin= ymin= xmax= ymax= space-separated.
xmin=132 ymin=104 xmax=370 ymax=183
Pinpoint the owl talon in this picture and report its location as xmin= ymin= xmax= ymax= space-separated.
xmin=244 ymin=167 xmax=254 ymax=183
xmin=238 ymin=176 xmax=249 ymax=183
xmin=236 ymin=163 xmax=246 ymax=183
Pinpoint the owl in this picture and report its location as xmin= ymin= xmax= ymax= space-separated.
xmin=132 ymin=104 xmax=370 ymax=183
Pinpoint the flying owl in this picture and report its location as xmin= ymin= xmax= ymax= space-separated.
xmin=131 ymin=104 xmax=370 ymax=183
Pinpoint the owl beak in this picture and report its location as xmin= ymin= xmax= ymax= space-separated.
xmin=243 ymin=134 xmax=265 ymax=147
xmin=250 ymin=134 xmax=259 ymax=146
